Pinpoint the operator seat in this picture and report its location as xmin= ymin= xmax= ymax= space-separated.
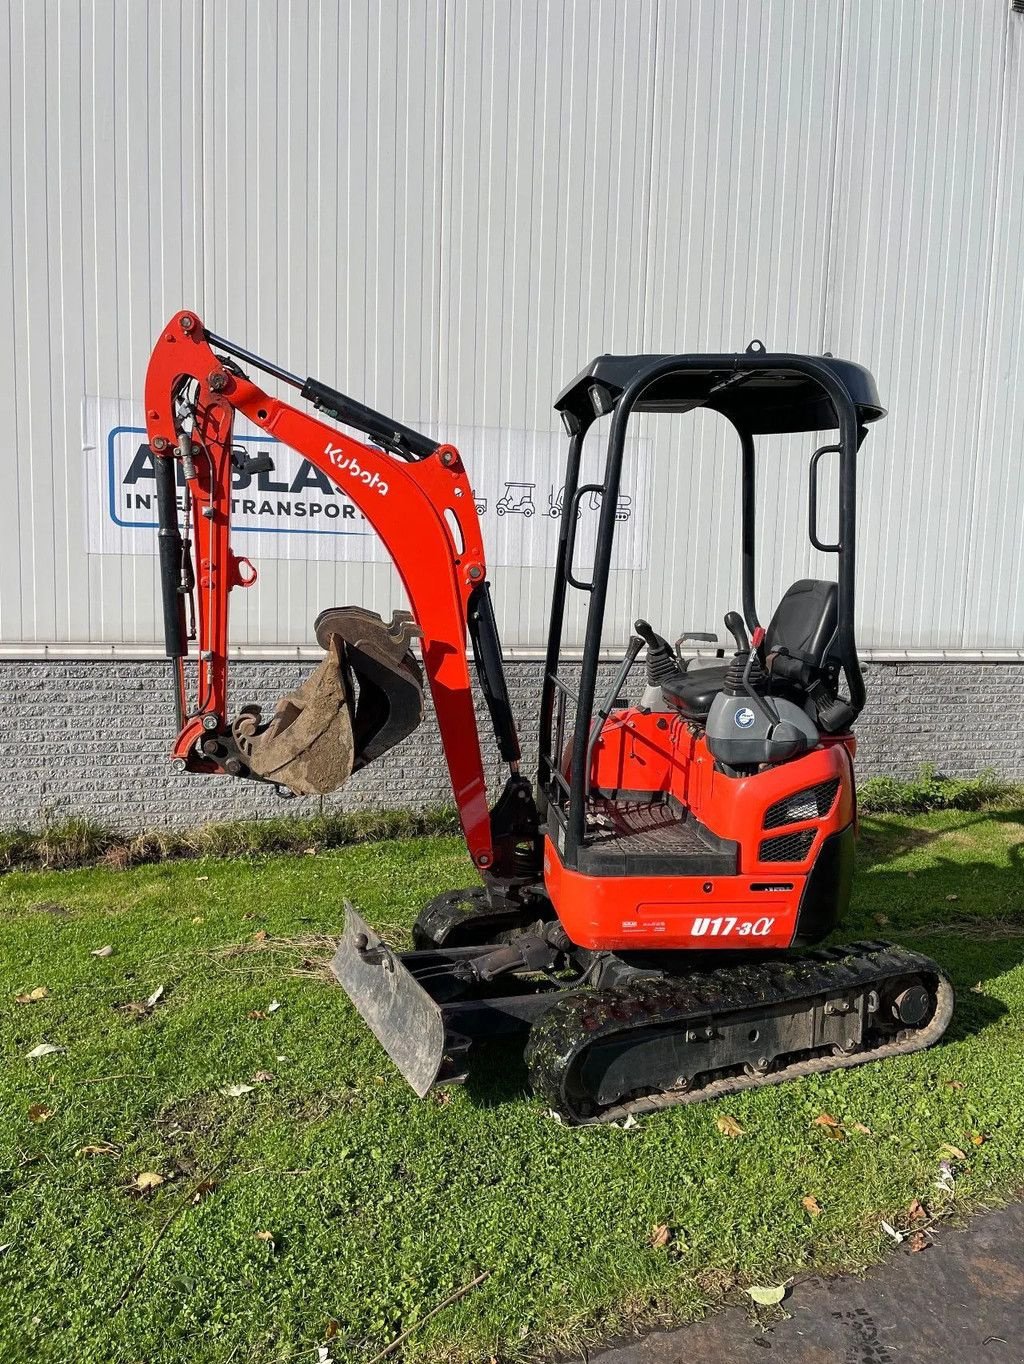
xmin=662 ymin=579 xmax=838 ymax=720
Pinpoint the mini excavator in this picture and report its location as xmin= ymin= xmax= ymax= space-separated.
xmin=144 ymin=312 xmax=953 ymax=1124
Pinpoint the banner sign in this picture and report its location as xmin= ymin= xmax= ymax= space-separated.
xmin=84 ymin=398 xmax=651 ymax=571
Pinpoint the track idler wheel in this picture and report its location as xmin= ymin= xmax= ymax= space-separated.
xmin=231 ymin=607 xmax=424 ymax=796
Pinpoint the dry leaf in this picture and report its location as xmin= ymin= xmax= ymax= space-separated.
xmin=907 ymin=1198 xmax=927 ymax=1223
xmin=970 ymin=1132 xmax=986 ymax=1146
xmin=801 ymin=1195 xmax=823 ymax=1218
xmin=945 ymin=893 xmax=959 ymax=902
xmin=267 ymin=999 xmax=282 ymax=1014
xmin=191 ymin=1179 xmax=217 ymax=1204
xmin=115 ymin=1000 xmax=150 ymax=1019
xmin=908 ymin=1231 xmax=930 ymax=1253
xmin=77 ymin=1143 xmax=117 ymax=1157
xmin=252 ymin=929 xmax=269 ymax=943
xmin=90 ymin=945 xmax=115 ymax=959
xmin=134 ymin=1171 xmax=165 ymax=1193
xmin=944 ymin=1079 xmax=964 ymax=1091
xmin=255 ymin=1230 xmax=276 ymax=1248
xmin=27 ymin=1104 xmax=53 ymax=1123
xmin=881 ymin=1220 xmax=904 ymax=1243
xmin=811 ymin=1112 xmax=841 ymax=1128
xmin=251 ymin=1070 xmax=275 ymax=1084
xmin=221 ymin=1083 xmax=255 ymax=1097
xmin=25 ymin=1043 xmax=64 ymax=1059
xmin=938 ymin=1143 xmax=967 ymax=1162
xmin=849 ymin=1122 xmax=872 ymax=1135
xmin=247 ymin=1010 xmax=266 ymax=1021
xmin=15 ymin=987 xmax=48 ymax=1004
xmin=650 ymin=1224 xmax=671 ymax=1248
xmin=874 ymin=913 xmax=890 ymax=926
xmin=747 ymin=1284 xmax=786 ymax=1307
xmin=715 ymin=1114 xmax=744 ymax=1138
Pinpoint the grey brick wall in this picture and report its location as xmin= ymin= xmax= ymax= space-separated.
xmin=0 ymin=658 xmax=1021 ymax=831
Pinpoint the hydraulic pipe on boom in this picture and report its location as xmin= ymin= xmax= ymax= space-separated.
xmin=143 ymin=310 xmax=521 ymax=872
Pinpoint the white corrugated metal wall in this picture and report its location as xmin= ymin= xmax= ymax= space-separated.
xmin=1 ymin=0 xmax=1022 ymax=657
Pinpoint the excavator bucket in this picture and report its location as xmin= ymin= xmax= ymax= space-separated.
xmin=232 ymin=608 xmax=424 ymax=795
xmin=313 ymin=607 xmax=424 ymax=771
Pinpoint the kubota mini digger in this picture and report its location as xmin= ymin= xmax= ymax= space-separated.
xmin=144 ymin=312 xmax=953 ymax=1124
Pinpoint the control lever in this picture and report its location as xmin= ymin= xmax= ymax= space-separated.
xmin=723 ymin=611 xmax=749 ymax=653
xmin=585 ymin=632 xmax=645 ymax=782
xmin=741 ymin=638 xmax=780 ymax=728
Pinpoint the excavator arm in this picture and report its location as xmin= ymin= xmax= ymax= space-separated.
xmin=143 ymin=310 xmax=531 ymax=874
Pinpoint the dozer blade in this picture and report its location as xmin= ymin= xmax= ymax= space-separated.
xmin=331 ymin=906 xmax=469 ymax=1097
xmin=231 ymin=607 xmax=424 ymax=796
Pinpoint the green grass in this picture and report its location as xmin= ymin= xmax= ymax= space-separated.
xmin=1 ymin=812 xmax=1024 ymax=1363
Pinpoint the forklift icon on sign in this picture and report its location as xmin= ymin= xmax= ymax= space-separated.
xmin=495 ymin=481 xmax=536 ymax=516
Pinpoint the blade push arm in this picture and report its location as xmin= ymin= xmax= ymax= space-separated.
xmin=144 ymin=310 xmax=500 ymax=869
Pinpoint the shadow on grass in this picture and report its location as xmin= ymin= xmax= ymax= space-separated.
xmin=461 ymin=1038 xmax=532 ymax=1111
xmin=857 ymin=806 xmax=1024 ymax=872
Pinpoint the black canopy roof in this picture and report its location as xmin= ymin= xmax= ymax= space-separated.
xmin=554 ymin=351 xmax=885 ymax=435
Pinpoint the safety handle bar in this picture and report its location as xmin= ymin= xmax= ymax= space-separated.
xmin=809 ymin=443 xmax=842 ymax=553
xmin=564 ymin=483 xmax=604 ymax=591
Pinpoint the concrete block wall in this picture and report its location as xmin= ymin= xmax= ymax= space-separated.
xmin=0 ymin=659 xmax=1021 ymax=832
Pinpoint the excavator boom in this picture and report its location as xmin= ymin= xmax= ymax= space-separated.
xmin=143 ymin=310 xmax=519 ymax=872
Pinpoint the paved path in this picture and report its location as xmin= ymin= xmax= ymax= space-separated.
xmin=595 ymin=1202 xmax=1024 ymax=1364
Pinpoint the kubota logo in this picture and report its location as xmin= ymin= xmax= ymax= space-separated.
xmin=324 ymin=443 xmax=390 ymax=496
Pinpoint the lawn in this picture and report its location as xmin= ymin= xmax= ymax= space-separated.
xmin=1 ymin=809 xmax=1023 ymax=1363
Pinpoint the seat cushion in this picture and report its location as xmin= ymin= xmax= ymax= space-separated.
xmin=661 ymin=663 xmax=730 ymax=719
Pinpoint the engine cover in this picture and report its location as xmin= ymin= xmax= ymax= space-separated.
xmin=705 ymin=691 xmax=819 ymax=767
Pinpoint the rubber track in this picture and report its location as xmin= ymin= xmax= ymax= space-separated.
xmin=524 ymin=941 xmax=955 ymax=1125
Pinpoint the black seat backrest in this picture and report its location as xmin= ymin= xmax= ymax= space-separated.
xmin=764 ymin=580 xmax=838 ymax=679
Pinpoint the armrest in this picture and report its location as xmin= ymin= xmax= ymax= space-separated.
xmin=674 ymin=631 xmax=724 ymax=665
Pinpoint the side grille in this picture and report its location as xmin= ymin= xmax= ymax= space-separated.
xmin=759 ymin=829 xmax=815 ymax=863
xmin=764 ymin=778 xmax=841 ymax=830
